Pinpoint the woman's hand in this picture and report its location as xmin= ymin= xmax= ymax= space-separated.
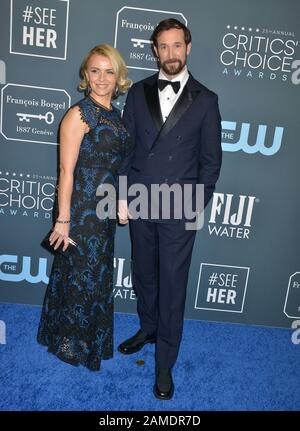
xmin=118 ymin=200 xmax=132 ymax=224
xmin=49 ymin=222 xmax=70 ymax=252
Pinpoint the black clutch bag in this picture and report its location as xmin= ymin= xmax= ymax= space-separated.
xmin=41 ymin=230 xmax=79 ymax=257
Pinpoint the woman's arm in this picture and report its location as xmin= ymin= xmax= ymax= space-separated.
xmin=50 ymin=106 xmax=88 ymax=251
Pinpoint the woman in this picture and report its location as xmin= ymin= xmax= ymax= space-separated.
xmin=37 ymin=44 xmax=133 ymax=371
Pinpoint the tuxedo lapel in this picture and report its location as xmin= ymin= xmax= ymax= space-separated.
xmin=144 ymin=79 xmax=163 ymax=132
xmin=159 ymin=85 xmax=190 ymax=139
xmin=149 ymin=74 xmax=202 ymax=150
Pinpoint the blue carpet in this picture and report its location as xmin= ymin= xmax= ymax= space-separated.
xmin=0 ymin=303 xmax=299 ymax=411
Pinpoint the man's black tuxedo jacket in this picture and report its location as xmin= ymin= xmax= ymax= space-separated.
xmin=120 ymin=72 xmax=222 ymax=219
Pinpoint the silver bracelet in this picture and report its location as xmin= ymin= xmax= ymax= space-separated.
xmin=56 ymin=219 xmax=70 ymax=224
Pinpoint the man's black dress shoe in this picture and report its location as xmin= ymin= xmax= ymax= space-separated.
xmin=118 ymin=329 xmax=156 ymax=355
xmin=153 ymin=367 xmax=174 ymax=400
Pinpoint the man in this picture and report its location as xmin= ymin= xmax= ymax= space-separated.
xmin=118 ymin=18 xmax=222 ymax=400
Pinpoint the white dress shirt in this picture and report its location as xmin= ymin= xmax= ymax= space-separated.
xmin=158 ymin=66 xmax=189 ymax=123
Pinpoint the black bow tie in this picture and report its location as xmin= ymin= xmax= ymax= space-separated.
xmin=158 ymin=79 xmax=181 ymax=94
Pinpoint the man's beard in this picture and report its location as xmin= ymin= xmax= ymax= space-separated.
xmin=161 ymin=58 xmax=186 ymax=76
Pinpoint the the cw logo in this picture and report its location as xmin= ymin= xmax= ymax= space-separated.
xmin=0 ymin=255 xmax=49 ymax=284
xmin=222 ymin=121 xmax=284 ymax=156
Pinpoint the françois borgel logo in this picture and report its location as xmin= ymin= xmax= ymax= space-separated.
xmin=1 ymin=84 xmax=70 ymax=145
xmin=0 ymin=170 xmax=56 ymax=220
xmin=195 ymin=263 xmax=249 ymax=313
xmin=208 ymin=193 xmax=258 ymax=240
xmin=10 ymin=0 xmax=69 ymax=60
xmin=114 ymin=7 xmax=187 ymax=71
xmin=284 ymin=272 xmax=300 ymax=319
xmin=220 ymin=24 xmax=300 ymax=84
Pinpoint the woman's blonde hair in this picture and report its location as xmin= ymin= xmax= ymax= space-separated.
xmin=79 ymin=44 xmax=132 ymax=97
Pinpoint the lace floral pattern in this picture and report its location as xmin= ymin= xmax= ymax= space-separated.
xmin=37 ymin=97 xmax=133 ymax=371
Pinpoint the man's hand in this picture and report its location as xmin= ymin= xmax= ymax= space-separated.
xmin=118 ymin=200 xmax=132 ymax=224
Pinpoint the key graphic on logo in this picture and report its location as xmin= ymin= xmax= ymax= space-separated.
xmin=131 ymin=38 xmax=152 ymax=48
xmin=16 ymin=111 xmax=54 ymax=125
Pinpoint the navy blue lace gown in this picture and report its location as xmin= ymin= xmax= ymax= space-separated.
xmin=37 ymin=96 xmax=132 ymax=371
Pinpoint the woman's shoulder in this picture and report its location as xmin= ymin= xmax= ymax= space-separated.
xmin=71 ymin=96 xmax=90 ymax=110
xmin=62 ymin=98 xmax=84 ymax=120
xmin=70 ymin=96 xmax=98 ymax=129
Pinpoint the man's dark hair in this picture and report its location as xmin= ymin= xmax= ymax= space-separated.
xmin=151 ymin=18 xmax=192 ymax=48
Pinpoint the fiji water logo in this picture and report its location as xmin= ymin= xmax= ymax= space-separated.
xmin=222 ymin=121 xmax=284 ymax=155
xmin=208 ymin=193 xmax=258 ymax=239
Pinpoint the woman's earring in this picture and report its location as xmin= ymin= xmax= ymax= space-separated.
xmin=86 ymin=81 xmax=91 ymax=94
xmin=114 ymin=86 xmax=119 ymax=98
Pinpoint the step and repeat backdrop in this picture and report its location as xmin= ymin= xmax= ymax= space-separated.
xmin=0 ymin=0 xmax=299 ymax=328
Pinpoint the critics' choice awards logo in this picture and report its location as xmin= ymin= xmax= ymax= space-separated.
xmin=0 ymin=170 xmax=56 ymax=220
xmin=1 ymin=84 xmax=71 ymax=145
xmin=208 ymin=193 xmax=258 ymax=240
xmin=222 ymin=120 xmax=284 ymax=156
xmin=220 ymin=25 xmax=300 ymax=84
xmin=10 ymin=0 xmax=69 ymax=60
xmin=114 ymin=7 xmax=187 ymax=71
xmin=284 ymin=272 xmax=300 ymax=319
xmin=195 ymin=263 xmax=250 ymax=313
